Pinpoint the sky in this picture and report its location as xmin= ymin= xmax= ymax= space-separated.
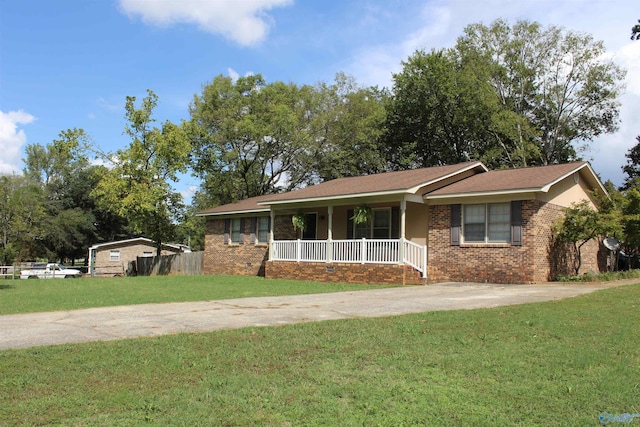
xmin=1 ymin=0 xmax=639 ymax=202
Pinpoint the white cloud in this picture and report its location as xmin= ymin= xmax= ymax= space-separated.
xmin=97 ymin=97 xmax=120 ymax=112
xmin=616 ymin=42 xmax=640 ymax=96
xmin=227 ymin=67 xmax=240 ymax=82
xmin=0 ymin=110 xmax=36 ymax=174
xmin=180 ymin=185 xmax=198 ymax=203
xmin=118 ymin=0 xmax=293 ymax=46
xmin=227 ymin=67 xmax=256 ymax=83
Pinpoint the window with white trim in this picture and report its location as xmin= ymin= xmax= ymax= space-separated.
xmin=110 ymin=250 xmax=120 ymax=261
xmin=257 ymin=217 xmax=269 ymax=243
xmin=353 ymin=208 xmax=391 ymax=239
xmin=463 ymin=203 xmax=511 ymax=243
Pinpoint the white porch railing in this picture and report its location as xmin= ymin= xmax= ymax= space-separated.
xmin=270 ymin=238 xmax=427 ymax=278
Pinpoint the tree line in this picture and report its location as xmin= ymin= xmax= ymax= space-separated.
xmin=1 ymin=19 xmax=637 ymax=269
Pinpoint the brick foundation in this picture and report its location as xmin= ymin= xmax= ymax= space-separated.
xmin=265 ymin=261 xmax=424 ymax=285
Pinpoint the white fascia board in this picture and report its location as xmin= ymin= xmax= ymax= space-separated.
xmin=261 ymin=190 xmax=410 ymax=206
xmin=405 ymin=161 xmax=488 ymax=194
xmin=196 ymin=208 xmax=270 ymax=217
xmin=541 ymin=163 xmax=608 ymax=197
xmin=540 ymin=164 xmax=584 ymax=192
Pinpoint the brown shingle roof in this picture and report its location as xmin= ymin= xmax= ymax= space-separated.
xmin=427 ymin=162 xmax=588 ymax=197
xmin=264 ymin=161 xmax=485 ymax=204
xmin=197 ymin=194 xmax=272 ymax=215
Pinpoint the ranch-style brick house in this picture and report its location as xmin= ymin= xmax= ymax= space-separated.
xmin=197 ymin=161 xmax=608 ymax=285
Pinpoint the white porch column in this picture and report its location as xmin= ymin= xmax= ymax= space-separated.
xmin=327 ymin=206 xmax=333 ymax=262
xmin=269 ymin=209 xmax=275 ymax=260
xmin=399 ymin=200 xmax=406 ymax=264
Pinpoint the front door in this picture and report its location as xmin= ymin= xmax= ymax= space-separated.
xmin=302 ymin=213 xmax=317 ymax=240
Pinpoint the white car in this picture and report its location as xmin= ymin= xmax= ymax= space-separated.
xmin=20 ymin=263 xmax=83 ymax=279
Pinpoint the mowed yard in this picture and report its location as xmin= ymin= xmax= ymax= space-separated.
xmin=1 ymin=276 xmax=639 ymax=426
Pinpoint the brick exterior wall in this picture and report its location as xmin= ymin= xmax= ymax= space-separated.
xmin=427 ymin=200 xmax=605 ymax=284
xmin=203 ymin=219 xmax=268 ymax=276
xmin=265 ymin=261 xmax=424 ymax=285
xmin=203 ymin=199 xmax=606 ymax=285
xmin=203 ymin=215 xmax=297 ymax=276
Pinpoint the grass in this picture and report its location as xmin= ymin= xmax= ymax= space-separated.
xmin=0 ymin=275 xmax=388 ymax=315
xmin=1 ymin=282 xmax=639 ymax=425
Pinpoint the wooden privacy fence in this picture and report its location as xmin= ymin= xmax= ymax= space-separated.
xmin=135 ymin=251 xmax=203 ymax=276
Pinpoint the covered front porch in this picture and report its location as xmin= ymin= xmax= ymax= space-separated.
xmin=269 ymin=238 xmax=427 ymax=278
xmin=265 ymin=200 xmax=428 ymax=280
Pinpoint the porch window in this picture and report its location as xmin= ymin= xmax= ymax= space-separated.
xmin=353 ymin=208 xmax=391 ymax=239
xmin=373 ymin=209 xmax=391 ymax=238
xmin=463 ymin=203 xmax=511 ymax=243
xmin=230 ymin=218 xmax=242 ymax=244
xmin=354 ymin=218 xmax=371 ymax=239
xmin=257 ymin=217 xmax=269 ymax=243
xmin=110 ymin=250 xmax=120 ymax=261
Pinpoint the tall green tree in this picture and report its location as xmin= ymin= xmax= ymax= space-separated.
xmin=622 ymin=185 xmax=640 ymax=259
xmin=190 ymin=72 xmax=389 ymax=207
xmin=92 ymin=90 xmax=190 ymax=256
xmin=304 ymin=73 xmax=388 ymax=182
xmin=22 ymin=129 xmax=100 ymax=262
xmin=455 ymin=19 xmax=625 ymax=166
xmin=621 ymin=136 xmax=640 ymax=189
xmin=384 ymin=49 xmax=500 ymax=169
xmin=189 ymin=74 xmax=317 ymax=203
xmin=0 ymin=174 xmax=46 ymax=263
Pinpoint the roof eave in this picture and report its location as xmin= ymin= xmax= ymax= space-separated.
xmin=539 ymin=162 xmax=608 ymax=199
xmin=89 ymin=237 xmax=153 ymax=250
xmin=196 ymin=208 xmax=271 ymax=217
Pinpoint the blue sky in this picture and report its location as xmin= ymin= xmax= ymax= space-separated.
xmin=1 ymin=0 xmax=639 ymax=201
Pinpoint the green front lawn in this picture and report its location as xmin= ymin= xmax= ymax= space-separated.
xmin=0 ymin=275 xmax=389 ymax=315
xmin=1 ymin=283 xmax=639 ymax=425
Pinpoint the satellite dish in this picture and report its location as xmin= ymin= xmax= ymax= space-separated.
xmin=603 ymin=237 xmax=620 ymax=251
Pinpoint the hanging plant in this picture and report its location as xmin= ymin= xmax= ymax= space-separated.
xmin=292 ymin=213 xmax=307 ymax=232
xmin=351 ymin=205 xmax=373 ymax=225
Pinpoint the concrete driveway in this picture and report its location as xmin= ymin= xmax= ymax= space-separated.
xmin=0 ymin=281 xmax=626 ymax=350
